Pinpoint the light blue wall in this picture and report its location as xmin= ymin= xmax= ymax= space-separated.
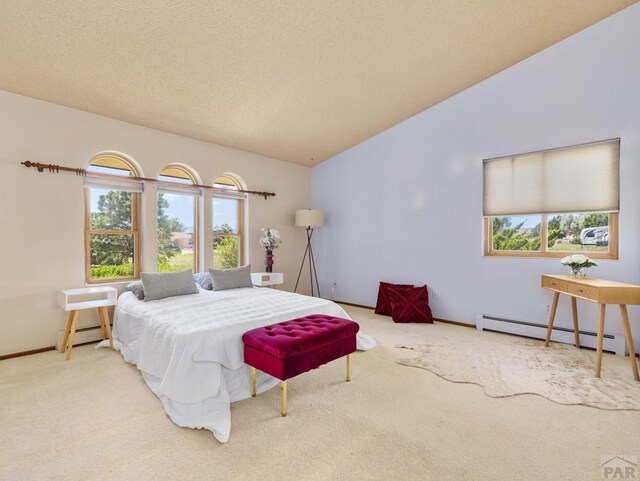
xmin=312 ymin=4 xmax=640 ymax=342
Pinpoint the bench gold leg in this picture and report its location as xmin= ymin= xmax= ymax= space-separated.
xmin=280 ymin=380 xmax=287 ymax=417
xmin=346 ymin=354 xmax=352 ymax=382
xmin=250 ymin=367 xmax=256 ymax=397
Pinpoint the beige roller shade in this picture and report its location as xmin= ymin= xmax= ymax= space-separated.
xmin=83 ymin=176 xmax=143 ymax=193
xmin=483 ymin=139 xmax=619 ymax=216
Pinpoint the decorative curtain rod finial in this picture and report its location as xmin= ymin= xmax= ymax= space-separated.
xmin=22 ymin=160 xmax=83 ymax=175
xmin=22 ymin=160 xmax=42 ymax=172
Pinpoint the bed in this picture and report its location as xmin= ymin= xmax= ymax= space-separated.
xmin=100 ymin=286 xmax=376 ymax=443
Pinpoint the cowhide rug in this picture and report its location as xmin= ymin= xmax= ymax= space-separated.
xmin=397 ymin=336 xmax=640 ymax=410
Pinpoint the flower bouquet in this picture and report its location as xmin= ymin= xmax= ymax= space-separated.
xmin=560 ymin=254 xmax=597 ymax=278
xmin=259 ymin=228 xmax=281 ymax=273
xmin=259 ymin=228 xmax=281 ymax=251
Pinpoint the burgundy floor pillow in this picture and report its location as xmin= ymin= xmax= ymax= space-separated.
xmin=374 ymin=281 xmax=413 ymax=316
xmin=388 ymin=285 xmax=433 ymax=323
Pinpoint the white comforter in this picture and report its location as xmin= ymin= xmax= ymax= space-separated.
xmin=104 ymin=287 xmax=375 ymax=442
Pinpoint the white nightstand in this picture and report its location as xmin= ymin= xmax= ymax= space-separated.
xmin=251 ymin=272 xmax=284 ymax=288
xmin=57 ymin=286 xmax=117 ymax=360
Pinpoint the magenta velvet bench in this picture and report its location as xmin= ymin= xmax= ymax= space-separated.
xmin=242 ymin=314 xmax=360 ymax=416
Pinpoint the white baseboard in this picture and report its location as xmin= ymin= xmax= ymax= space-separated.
xmin=55 ymin=325 xmax=105 ymax=353
xmin=475 ymin=314 xmax=627 ymax=356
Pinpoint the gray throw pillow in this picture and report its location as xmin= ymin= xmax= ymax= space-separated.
xmin=209 ymin=265 xmax=253 ymax=291
xmin=193 ymin=272 xmax=213 ymax=290
xmin=141 ymin=269 xmax=199 ymax=302
xmin=126 ymin=280 xmax=145 ymax=300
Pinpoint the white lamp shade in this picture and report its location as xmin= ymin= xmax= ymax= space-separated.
xmin=295 ymin=209 xmax=324 ymax=228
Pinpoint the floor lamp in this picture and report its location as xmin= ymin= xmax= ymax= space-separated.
xmin=294 ymin=209 xmax=324 ymax=297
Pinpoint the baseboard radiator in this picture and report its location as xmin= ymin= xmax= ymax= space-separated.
xmin=55 ymin=324 xmax=107 ymax=353
xmin=475 ymin=314 xmax=627 ymax=357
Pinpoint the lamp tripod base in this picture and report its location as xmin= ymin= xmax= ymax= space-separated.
xmin=294 ymin=227 xmax=321 ymax=297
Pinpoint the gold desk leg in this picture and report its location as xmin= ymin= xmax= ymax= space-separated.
xmin=64 ymin=310 xmax=79 ymax=361
xmin=98 ymin=307 xmax=114 ymax=350
xmin=620 ymin=305 xmax=640 ymax=382
xmin=570 ymin=296 xmax=580 ymax=348
xmin=250 ymin=367 xmax=256 ymax=397
xmin=346 ymin=354 xmax=352 ymax=382
xmin=280 ymin=380 xmax=287 ymax=417
xmin=595 ymin=304 xmax=606 ymax=378
xmin=544 ymin=292 xmax=560 ymax=347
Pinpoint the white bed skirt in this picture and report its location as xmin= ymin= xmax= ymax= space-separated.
xmin=142 ymin=363 xmax=279 ymax=443
xmin=99 ymin=287 xmax=375 ymax=443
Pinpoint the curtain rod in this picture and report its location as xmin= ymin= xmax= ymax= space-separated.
xmin=20 ymin=161 xmax=276 ymax=199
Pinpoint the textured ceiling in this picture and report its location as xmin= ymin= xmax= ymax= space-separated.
xmin=0 ymin=1 xmax=636 ymax=166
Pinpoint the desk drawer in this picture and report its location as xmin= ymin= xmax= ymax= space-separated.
xmin=542 ymin=277 xmax=567 ymax=291
xmin=567 ymin=283 xmax=598 ymax=301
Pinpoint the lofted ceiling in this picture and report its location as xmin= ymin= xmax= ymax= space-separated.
xmin=0 ymin=0 xmax=637 ymax=166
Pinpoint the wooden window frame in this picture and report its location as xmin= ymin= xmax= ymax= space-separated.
xmin=484 ymin=213 xmax=618 ymax=259
xmin=157 ymin=165 xmax=200 ymax=273
xmin=84 ymin=156 xmax=141 ymax=283
xmin=212 ymin=195 xmax=245 ymax=268
xmin=212 ymin=175 xmax=246 ymax=269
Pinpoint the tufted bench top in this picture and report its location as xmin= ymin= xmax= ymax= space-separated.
xmin=242 ymin=314 xmax=359 ymax=359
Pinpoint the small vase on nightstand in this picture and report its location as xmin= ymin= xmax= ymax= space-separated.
xmin=265 ymin=250 xmax=274 ymax=273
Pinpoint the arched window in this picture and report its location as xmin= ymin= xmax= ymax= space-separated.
xmin=85 ymin=154 xmax=142 ymax=282
xmin=157 ymin=165 xmax=201 ymax=273
xmin=214 ymin=175 xmax=241 ymax=190
xmin=212 ymin=174 xmax=245 ymax=269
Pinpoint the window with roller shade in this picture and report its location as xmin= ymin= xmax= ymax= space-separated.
xmin=483 ymin=139 xmax=619 ymax=258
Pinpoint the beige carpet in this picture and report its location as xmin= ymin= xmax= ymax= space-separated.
xmin=398 ymin=336 xmax=640 ymax=410
xmin=1 ymin=305 xmax=639 ymax=481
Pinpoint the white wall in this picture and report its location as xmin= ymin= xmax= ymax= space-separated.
xmin=312 ymin=4 xmax=640 ymax=344
xmin=0 ymin=92 xmax=311 ymax=356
